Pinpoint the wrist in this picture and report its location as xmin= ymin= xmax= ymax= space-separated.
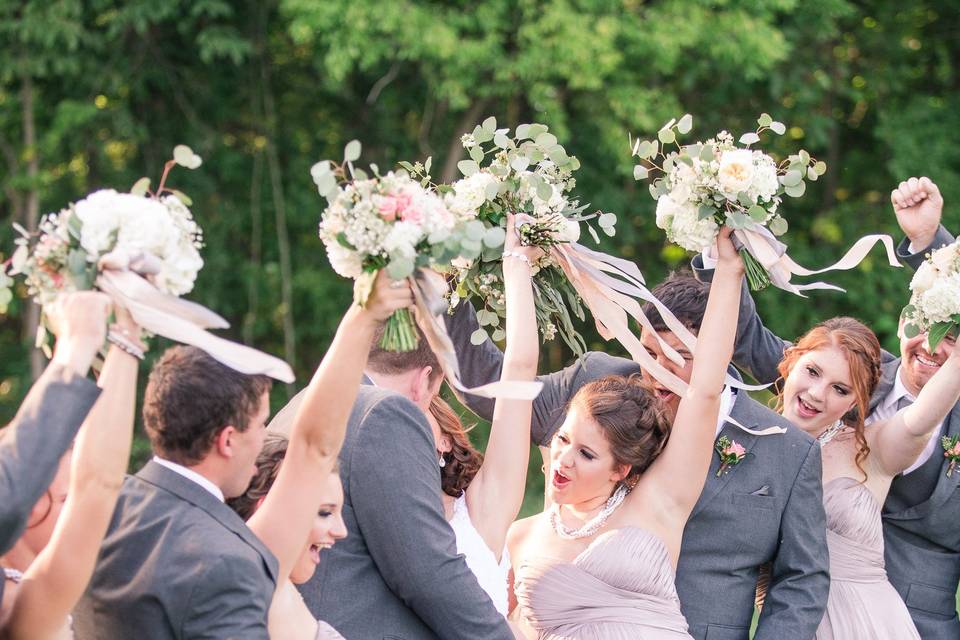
xmin=908 ymin=233 xmax=935 ymax=254
xmin=51 ymin=339 xmax=99 ymax=376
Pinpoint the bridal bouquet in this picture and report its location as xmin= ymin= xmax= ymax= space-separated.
xmin=631 ymin=114 xmax=826 ymax=291
xmin=2 ymin=145 xmax=205 ymax=344
xmin=312 ymin=141 xmax=464 ymax=352
xmin=410 ymin=117 xmax=613 ymax=354
xmin=902 ymin=239 xmax=960 ymax=351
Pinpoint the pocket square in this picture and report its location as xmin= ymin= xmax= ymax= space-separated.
xmin=750 ymin=485 xmax=770 ymax=496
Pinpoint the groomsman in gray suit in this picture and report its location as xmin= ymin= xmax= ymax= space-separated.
xmin=447 ymin=274 xmax=829 ymax=640
xmin=74 ymin=346 xmax=278 ymax=640
xmin=277 ymin=328 xmax=514 ymax=639
xmin=702 ymin=177 xmax=960 ymax=639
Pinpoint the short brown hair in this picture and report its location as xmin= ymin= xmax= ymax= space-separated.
xmin=367 ymin=323 xmax=443 ymax=382
xmin=143 ymin=346 xmax=272 ymax=465
xmin=569 ymin=375 xmax=671 ymax=480
xmin=641 ymin=271 xmax=709 ymax=334
xmin=430 ymin=396 xmax=483 ymax=497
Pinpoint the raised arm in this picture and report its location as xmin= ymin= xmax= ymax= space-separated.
xmin=871 ymin=336 xmax=960 ymax=476
xmin=891 ymin=176 xmax=954 ymax=270
xmin=5 ymin=307 xmax=141 ymax=640
xmin=248 ymin=271 xmax=412 ymax=581
xmin=0 ymin=293 xmax=106 ymax=555
xmin=467 ymin=214 xmax=539 ymax=557
xmin=645 ymin=228 xmax=744 ymax=517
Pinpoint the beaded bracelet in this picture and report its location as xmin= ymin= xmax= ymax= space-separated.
xmin=502 ymin=251 xmax=532 ymax=266
xmin=107 ymin=330 xmax=146 ymax=360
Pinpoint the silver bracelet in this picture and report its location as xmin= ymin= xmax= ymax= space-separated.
xmin=502 ymin=251 xmax=532 ymax=266
xmin=107 ymin=331 xmax=145 ymax=360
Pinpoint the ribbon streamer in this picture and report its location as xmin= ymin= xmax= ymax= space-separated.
xmin=95 ymin=250 xmax=294 ymax=382
xmin=735 ymin=225 xmax=901 ymax=297
xmin=409 ymin=268 xmax=543 ymax=401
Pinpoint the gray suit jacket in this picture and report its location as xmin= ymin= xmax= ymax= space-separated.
xmin=695 ymin=225 xmax=960 ymax=639
xmin=73 ymin=460 xmax=278 ymax=640
xmin=446 ymin=306 xmax=829 ymax=640
xmin=0 ymin=364 xmax=100 ymax=554
xmin=287 ymin=385 xmax=513 ymax=640
xmin=0 ymin=364 xmax=100 ymax=602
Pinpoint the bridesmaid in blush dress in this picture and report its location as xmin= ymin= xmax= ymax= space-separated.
xmin=507 ymin=228 xmax=746 ymax=639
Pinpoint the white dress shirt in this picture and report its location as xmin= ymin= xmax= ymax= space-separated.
xmin=865 ymin=366 xmax=943 ymax=476
xmin=153 ymin=456 xmax=225 ymax=501
xmin=716 ymin=386 xmax=736 ymax=437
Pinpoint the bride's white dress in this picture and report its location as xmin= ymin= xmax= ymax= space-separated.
xmin=449 ymin=494 xmax=510 ymax=616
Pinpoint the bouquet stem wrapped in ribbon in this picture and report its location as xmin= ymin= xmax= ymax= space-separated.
xmin=1 ymin=146 xmax=294 ymax=382
xmin=631 ymin=114 xmax=900 ymax=296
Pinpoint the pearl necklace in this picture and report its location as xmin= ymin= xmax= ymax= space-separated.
xmin=549 ymin=483 xmax=631 ymax=539
xmin=817 ymin=420 xmax=846 ymax=446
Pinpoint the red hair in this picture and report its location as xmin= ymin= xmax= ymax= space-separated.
xmin=777 ymin=317 xmax=881 ymax=480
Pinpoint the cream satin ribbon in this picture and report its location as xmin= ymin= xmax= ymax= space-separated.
xmin=547 ymin=241 xmax=783 ymax=436
xmin=409 ymin=267 xmax=543 ymax=401
xmin=734 ymin=225 xmax=901 ymax=296
xmin=95 ymin=249 xmax=295 ymax=383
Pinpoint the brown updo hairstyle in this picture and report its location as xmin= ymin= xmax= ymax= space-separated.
xmin=227 ymin=433 xmax=339 ymax=520
xmin=429 ymin=396 xmax=484 ymax=498
xmin=568 ymin=375 xmax=672 ymax=484
xmin=776 ymin=317 xmax=881 ymax=481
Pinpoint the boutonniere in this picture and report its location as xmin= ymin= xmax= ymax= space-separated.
xmin=715 ymin=436 xmax=747 ymax=477
xmin=941 ymin=436 xmax=960 ymax=477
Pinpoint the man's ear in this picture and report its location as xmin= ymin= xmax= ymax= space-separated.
xmin=411 ymin=366 xmax=440 ymax=404
xmin=214 ymin=425 xmax=237 ymax=459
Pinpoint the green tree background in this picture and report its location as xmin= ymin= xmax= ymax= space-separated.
xmin=1 ymin=0 xmax=958 ymax=542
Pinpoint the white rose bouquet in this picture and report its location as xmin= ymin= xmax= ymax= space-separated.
xmin=2 ymin=145 xmax=205 ymax=344
xmin=902 ymin=240 xmax=960 ymax=351
xmin=409 ymin=117 xmax=613 ymax=354
xmin=312 ymin=141 xmax=464 ymax=352
xmin=632 ymin=114 xmax=826 ymax=291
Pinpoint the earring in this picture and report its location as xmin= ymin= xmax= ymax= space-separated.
xmin=438 ymin=454 xmax=446 ymax=468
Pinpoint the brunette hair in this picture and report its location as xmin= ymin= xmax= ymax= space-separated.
xmin=143 ymin=345 xmax=272 ymax=466
xmin=568 ymin=375 xmax=672 ymax=482
xmin=368 ymin=324 xmax=443 ymax=383
xmin=429 ymin=396 xmax=484 ymax=497
xmin=777 ymin=317 xmax=881 ymax=480
xmin=640 ymin=271 xmax=709 ymax=334
xmin=228 ymin=433 xmax=340 ymax=520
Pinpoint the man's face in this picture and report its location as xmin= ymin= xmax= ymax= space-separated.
xmin=899 ymin=329 xmax=957 ymax=396
xmin=639 ymin=328 xmax=695 ymax=419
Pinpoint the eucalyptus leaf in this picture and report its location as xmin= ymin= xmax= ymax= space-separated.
xmin=903 ymin=322 xmax=920 ymax=339
xmin=491 ymin=328 xmax=506 ymax=342
xmin=536 ymin=181 xmax=553 ymax=201
xmin=535 ymin=132 xmax=558 ymax=148
xmin=511 ymin=156 xmax=530 ymax=172
xmin=351 ymin=167 xmax=368 ymax=181
xmin=769 ymin=121 xmax=786 ymax=135
xmin=343 ymin=140 xmax=362 ymax=162
xmin=758 ymin=113 xmax=773 ymax=127
xmin=587 ymin=225 xmax=600 ymax=244
xmin=768 ymin=216 xmax=788 ymax=236
xmin=494 ymin=132 xmax=511 ymax=149
xmin=458 ymin=160 xmax=480 ymax=176
xmin=470 ymin=328 xmax=489 ymax=345
xmin=465 ymin=220 xmax=486 ymax=240
xmin=482 ymin=116 xmax=497 ymax=132
xmin=658 ymin=128 xmax=676 ymax=144
xmin=814 ymin=161 xmax=827 ymax=176
xmin=169 ymin=189 xmax=193 ymax=206
xmin=483 ymin=226 xmax=506 ymax=248
xmin=516 ymin=124 xmax=532 ymax=139
xmin=784 ymin=181 xmax=806 ymax=198
xmin=469 ymin=145 xmax=484 ymax=163
xmin=739 ymin=132 xmax=760 ymax=145
xmin=748 ymin=205 xmax=767 ymax=222
xmin=698 ymin=204 xmax=715 ymax=220
xmin=677 ymin=114 xmax=693 ymax=134
xmin=526 ymin=124 xmax=548 ymax=139
xmin=131 ymin=177 xmax=151 ymax=196
xmin=599 ymin=212 xmax=617 ymax=228
xmin=781 ymin=170 xmax=803 ymax=187
xmin=799 ymin=150 xmax=810 ymax=165
xmin=315 ymin=173 xmax=337 ymax=196
xmin=807 ymin=167 xmax=819 ymax=181
xmin=633 ymin=165 xmax=648 ymax=181
xmin=700 ymin=144 xmax=715 ymax=162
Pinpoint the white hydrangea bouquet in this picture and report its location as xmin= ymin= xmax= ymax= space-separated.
xmin=312 ymin=141 xmax=466 ymax=352
xmin=632 ymin=113 xmax=826 ymax=291
xmin=2 ymin=145 xmax=204 ymax=344
xmin=902 ymin=239 xmax=960 ymax=351
xmin=408 ymin=117 xmax=614 ymax=354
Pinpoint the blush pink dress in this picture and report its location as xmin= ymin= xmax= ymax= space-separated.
xmin=815 ymin=477 xmax=920 ymax=639
xmin=515 ymin=527 xmax=692 ymax=639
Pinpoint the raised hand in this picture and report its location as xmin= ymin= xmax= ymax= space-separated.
xmin=716 ymin=227 xmax=745 ymax=276
xmin=358 ymin=270 xmax=415 ymax=324
xmin=48 ymin=291 xmax=112 ymax=376
xmin=505 ymin=212 xmax=545 ymax=263
xmin=891 ymin=176 xmax=943 ymax=250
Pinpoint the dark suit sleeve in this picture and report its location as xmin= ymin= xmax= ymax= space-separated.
xmin=349 ymin=395 xmax=513 ymax=639
xmin=896 ymin=225 xmax=955 ymax=271
xmin=754 ymin=442 xmax=830 ymax=640
xmin=445 ymin=301 xmax=587 ymax=445
xmin=0 ymin=364 xmax=100 ymax=554
xmin=692 ymin=254 xmax=791 ymax=385
xmin=180 ymin=553 xmax=272 ymax=639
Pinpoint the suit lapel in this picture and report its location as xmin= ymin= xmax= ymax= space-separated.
xmin=136 ymin=461 xmax=278 ymax=581
xmin=691 ymin=395 xmax=761 ymax=518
